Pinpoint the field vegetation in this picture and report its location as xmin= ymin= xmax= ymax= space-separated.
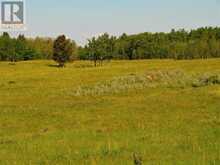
xmin=0 ymin=59 xmax=219 ymax=164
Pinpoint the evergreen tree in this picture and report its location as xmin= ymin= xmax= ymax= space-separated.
xmin=53 ymin=35 xmax=73 ymax=67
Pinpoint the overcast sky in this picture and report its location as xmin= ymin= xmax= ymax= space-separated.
xmin=8 ymin=0 xmax=220 ymax=45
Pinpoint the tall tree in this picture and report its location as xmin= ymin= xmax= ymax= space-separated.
xmin=87 ymin=33 xmax=115 ymax=66
xmin=53 ymin=35 xmax=73 ymax=67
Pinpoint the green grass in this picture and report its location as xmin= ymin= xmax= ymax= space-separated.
xmin=0 ymin=59 xmax=220 ymax=164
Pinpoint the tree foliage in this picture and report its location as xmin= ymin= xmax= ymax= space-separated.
xmin=53 ymin=35 xmax=74 ymax=67
xmin=0 ymin=33 xmax=77 ymax=63
xmin=85 ymin=33 xmax=116 ymax=66
xmin=1 ymin=27 xmax=220 ymax=63
xmin=0 ymin=33 xmax=40 ymax=62
xmin=80 ymin=27 xmax=220 ymax=60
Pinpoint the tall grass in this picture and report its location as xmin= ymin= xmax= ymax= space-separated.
xmin=73 ymin=70 xmax=220 ymax=96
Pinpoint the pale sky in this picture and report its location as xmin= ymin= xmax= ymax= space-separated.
xmin=8 ymin=0 xmax=220 ymax=45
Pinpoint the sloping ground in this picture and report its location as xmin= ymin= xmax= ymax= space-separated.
xmin=0 ymin=59 xmax=220 ymax=164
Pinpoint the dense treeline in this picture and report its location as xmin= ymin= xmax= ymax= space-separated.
xmin=1 ymin=27 xmax=220 ymax=63
xmin=0 ymin=32 xmax=54 ymax=61
xmin=79 ymin=27 xmax=220 ymax=61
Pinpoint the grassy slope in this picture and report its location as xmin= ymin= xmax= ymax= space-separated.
xmin=0 ymin=59 xmax=220 ymax=164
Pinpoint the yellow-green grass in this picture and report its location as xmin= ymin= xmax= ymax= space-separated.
xmin=0 ymin=59 xmax=220 ymax=164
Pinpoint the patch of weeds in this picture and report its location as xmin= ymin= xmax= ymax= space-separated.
xmin=72 ymin=70 xmax=220 ymax=96
xmin=192 ymin=74 xmax=220 ymax=88
xmin=146 ymin=70 xmax=192 ymax=88
xmin=73 ymin=74 xmax=151 ymax=96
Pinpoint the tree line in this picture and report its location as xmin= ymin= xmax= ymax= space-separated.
xmin=80 ymin=27 xmax=220 ymax=61
xmin=1 ymin=27 xmax=220 ymax=66
xmin=0 ymin=32 xmax=53 ymax=61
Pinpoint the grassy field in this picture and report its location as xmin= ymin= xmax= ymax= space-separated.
xmin=0 ymin=59 xmax=220 ymax=164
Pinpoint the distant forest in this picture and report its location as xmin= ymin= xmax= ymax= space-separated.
xmin=1 ymin=27 xmax=220 ymax=62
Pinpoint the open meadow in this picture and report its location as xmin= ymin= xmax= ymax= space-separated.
xmin=0 ymin=59 xmax=220 ymax=164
